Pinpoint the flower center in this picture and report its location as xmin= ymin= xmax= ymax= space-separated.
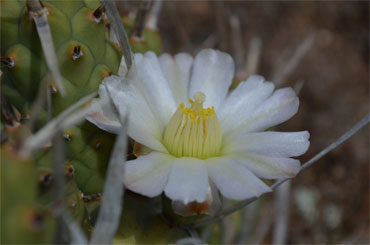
xmin=163 ymin=92 xmax=222 ymax=159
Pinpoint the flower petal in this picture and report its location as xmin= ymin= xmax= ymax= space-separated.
xmin=206 ymin=157 xmax=272 ymax=200
xmin=222 ymin=131 xmax=310 ymax=158
xmin=94 ymin=75 xmax=167 ymax=152
xmin=86 ymin=76 xmax=126 ymax=134
xmin=124 ymin=152 xmax=174 ymax=197
xmin=229 ymin=88 xmax=299 ymax=137
xmin=127 ymin=84 xmax=169 ymax=152
xmin=172 ymin=181 xmax=221 ymax=216
xmin=219 ymin=75 xmax=274 ymax=134
xmin=164 ymin=157 xmax=208 ymax=204
xmin=134 ymin=51 xmax=177 ymax=125
xmin=159 ymin=53 xmax=193 ymax=105
xmin=86 ymin=98 xmax=121 ymax=134
xmin=229 ymin=153 xmax=301 ymax=179
xmin=188 ymin=49 xmax=235 ymax=109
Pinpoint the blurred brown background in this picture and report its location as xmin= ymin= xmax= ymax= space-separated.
xmin=123 ymin=1 xmax=369 ymax=243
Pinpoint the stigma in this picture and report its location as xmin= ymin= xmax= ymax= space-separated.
xmin=163 ymin=92 xmax=222 ymax=159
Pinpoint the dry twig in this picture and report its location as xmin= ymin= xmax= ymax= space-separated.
xmin=272 ymin=180 xmax=291 ymax=244
xmin=52 ymin=132 xmax=87 ymax=244
xmin=272 ymin=32 xmax=315 ymax=86
xmin=90 ymin=78 xmax=128 ymax=244
xmin=229 ymin=13 xmax=245 ymax=76
xmin=26 ymin=0 xmax=65 ymax=96
xmin=90 ymin=124 xmax=127 ymax=244
xmin=245 ymin=37 xmax=262 ymax=76
xmin=147 ymin=0 xmax=163 ymax=30
xmin=22 ymin=92 xmax=98 ymax=154
xmin=133 ymin=0 xmax=152 ymax=37
xmin=101 ymin=0 xmax=133 ymax=72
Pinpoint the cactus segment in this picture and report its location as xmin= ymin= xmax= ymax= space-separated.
xmin=3 ymin=44 xmax=45 ymax=100
xmin=58 ymin=41 xmax=94 ymax=87
xmin=72 ymin=7 xmax=106 ymax=59
xmin=1 ymin=146 xmax=56 ymax=244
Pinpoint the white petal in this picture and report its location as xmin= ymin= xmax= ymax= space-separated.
xmin=134 ymin=53 xmax=144 ymax=64
xmin=98 ymin=75 xmax=167 ymax=152
xmin=100 ymin=76 xmax=129 ymax=119
xmin=86 ymin=98 xmax=121 ymax=134
xmin=164 ymin=157 xmax=208 ymax=204
xmin=134 ymin=51 xmax=177 ymax=125
xmin=222 ymin=131 xmax=310 ymax=158
xmin=219 ymin=75 xmax=274 ymax=133
xmin=127 ymin=84 xmax=168 ymax=152
xmin=231 ymin=87 xmax=299 ymax=136
xmin=172 ymin=181 xmax=221 ymax=216
xmin=124 ymin=152 xmax=174 ymax=197
xmin=229 ymin=153 xmax=301 ymax=179
xmin=206 ymin=157 xmax=272 ymax=200
xmin=159 ymin=53 xmax=193 ymax=105
xmin=86 ymin=76 xmax=126 ymax=134
xmin=188 ymin=49 xmax=235 ymax=109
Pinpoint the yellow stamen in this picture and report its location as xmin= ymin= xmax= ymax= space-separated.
xmin=163 ymin=92 xmax=222 ymax=159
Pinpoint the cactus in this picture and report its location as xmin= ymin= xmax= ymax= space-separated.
xmin=1 ymin=0 xmax=119 ymax=200
xmin=1 ymin=144 xmax=56 ymax=244
xmin=0 ymin=0 xmax=162 ymax=195
xmin=35 ymin=147 xmax=97 ymax=233
xmin=0 ymin=0 xmax=161 ymax=116
xmin=0 ymin=0 xmax=175 ymax=242
xmin=0 ymin=0 xmax=119 ymax=234
xmin=0 ymin=0 xmax=121 ymax=115
xmin=0 ymin=0 xmax=165 ymax=190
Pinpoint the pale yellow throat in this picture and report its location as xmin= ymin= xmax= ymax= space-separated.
xmin=163 ymin=92 xmax=222 ymax=159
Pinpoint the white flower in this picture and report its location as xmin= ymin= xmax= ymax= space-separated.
xmin=88 ymin=49 xmax=310 ymax=204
